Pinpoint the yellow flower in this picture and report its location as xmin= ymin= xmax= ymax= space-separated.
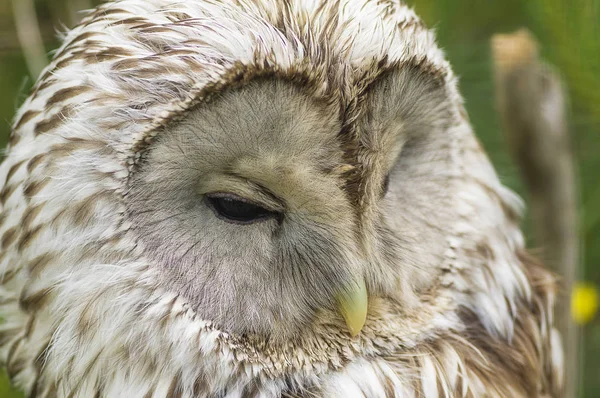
xmin=571 ymin=283 xmax=598 ymax=325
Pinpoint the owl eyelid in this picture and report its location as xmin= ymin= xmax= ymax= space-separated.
xmin=199 ymin=173 xmax=286 ymax=213
xmin=206 ymin=192 xmax=281 ymax=212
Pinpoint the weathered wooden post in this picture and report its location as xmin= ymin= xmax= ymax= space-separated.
xmin=492 ymin=29 xmax=580 ymax=397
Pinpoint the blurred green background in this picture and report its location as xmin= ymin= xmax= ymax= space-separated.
xmin=0 ymin=0 xmax=598 ymax=396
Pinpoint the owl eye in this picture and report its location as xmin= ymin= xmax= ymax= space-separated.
xmin=382 ymin=174 xmax=391 ymax=197
xmin=206 ymin=193 xmax=276 ymax=224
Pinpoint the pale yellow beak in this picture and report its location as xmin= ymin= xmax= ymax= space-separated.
xmin=337 ymin=278 xmax=368 ymax=337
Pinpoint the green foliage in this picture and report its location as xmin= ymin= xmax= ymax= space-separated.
xmin=0 ymin=0 xmax=598 ymax=396
xmin=0 ymin=370 xmax=22 ymax=398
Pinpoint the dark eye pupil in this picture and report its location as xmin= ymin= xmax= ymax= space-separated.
xmin=207 ymin=196 xmax=271 ymax=223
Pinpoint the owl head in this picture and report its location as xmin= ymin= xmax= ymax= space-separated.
xmin=0 ymin=0 xmax=561 ymax=396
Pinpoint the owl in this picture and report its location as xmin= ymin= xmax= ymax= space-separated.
xmin=0 ymin=0 xmax=563 ymax=397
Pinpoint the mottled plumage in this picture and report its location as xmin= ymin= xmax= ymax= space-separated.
xmin=0 ymin=0 xmax=562 ymax=397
